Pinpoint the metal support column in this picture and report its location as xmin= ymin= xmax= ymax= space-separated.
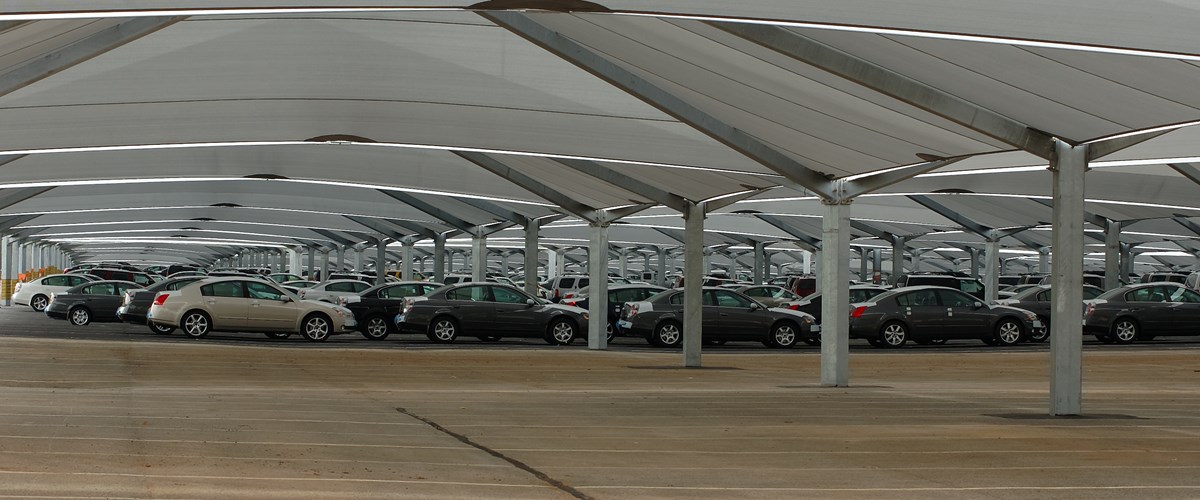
xmin=375 ymin=239 xmax=388 ymax=286
xmin=753 ymin=241 xmax=765 ymax=285
xmin=524 ymin=219 xmax=540 ymax=296
xmin=471 ymin=234 xmax=487 ymax=282
xmin=858 ymin=248 xmax=869 ymax=282
xmin=617 ymin=248 xmax=628 ymax=280
xmin=401 ymin=242 xmax=414 ymax=281
xmin=354 ymin=246 xmax=363 ymax=273
xmin=872 ymin=248 xmax=882 ymax=284
xmin=433 ymin=234 xmax=446 ymax=284
xmin=683 ymin=202 xmax=705 ymax=367
xmin=336 ymin=245 xmax=346 ymax=273
xmin=984 ymin=239 xmax=1000 ymax=303
xmin=821 ymin=200 xmax=851 ymax=386
xmin=891 ymin=236 xmax=906 ymax=284
xmin=1104 ymin=222 xmax=1121 ymax=290
xmin=2 ymin=235 xmax=13 ymax=306
xmin=1050 ymin=140 xmax=1087 ymax=416
xmin=306 ymin=246 xmax=316 ymax=280
xmin=1039 ymin=247 xmax=1051 ymax=274
xmin=587 ymin=222 xmax=610 ymax=350
xmin=657 ymin=248 xmax=668 ymax=287
xmin=967 ymin=248 xmax=979 ymax=279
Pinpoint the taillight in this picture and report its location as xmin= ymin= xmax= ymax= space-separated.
xmin=13 ymin=282 xmax=22 ymax=292
xmin=123 ymin=292 xmax=132 ymax=305
xmin=629 ymin=304 xmax=639 ymax=317
xmin=403 ymin=298 xmax=415 ymax=314
xmin=788 ymin=304 xmax=800 ymax=310
xmin=1085 ymin=303 xmax=1095 ymax=317
xmin=152 ymin=294 xmax=168 ymax=306
xmin=337 ymin=296 xmax=346 ymax=306
xmin=850 ymin=305 xmax=868 ymax=318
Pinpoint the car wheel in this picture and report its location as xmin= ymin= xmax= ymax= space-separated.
xmin=68 ymin=307 xmax=91 ymax=326
xmin=148 ymin=322 xmax=175 ymax=335
xmin=30 ymin=294 xmax=49 ymax=312
xmin=1112 ymin=317 xmax=1138 ymax=345
xmin=1029 ymin=317 xmax=1050 ymax=343
xmin=301 ymin=314 xmax=332 ymax=342
xmin=360 ymin=315 xmax=390 ymax=341
xmin=428 ymin=316 xmax=459 ymax=343
xmin=606 ymin=322 xmax=615 ymax=343
xmin=994 ymin=318 xmax=1023 ymax=346
xmin=181 ymin=311 xmax=211 ymax=339
xmin=879 ymin=321 xmax=907 ymax=348
xmin=652 ymin=321 xmax=682 ymax=348
xmin=264 ymin=332 xmax=290 ymax=339
xmin=546 ymin=318 xmax=578 ymax=345
xmin=768 ymin=322 xmax=799 ymax=348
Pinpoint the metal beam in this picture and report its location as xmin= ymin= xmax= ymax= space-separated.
xmin=0 ymin=17 xmax=185 ymax=100
xmin=378 ymin=190 xmax=480 ymax=235
xmin=454 ymin=151 xmax=602 ymax=221
xmin=1087 ymin=128 xmax=1173 ymax=161
xmin=343 ymin=215 xmax=408 ymax=242
xmin=754 ymin=214 xmax=822 ymax=252
xmin=455 ymin=197 xmax=531 ymax=225
xmin=482 ymin=11 xmax=839 ymax=198
xmin=552 ymin=158 xmax=690 ymax=213
xmin=309 ymin=228 xmax=360 ymax=248
xmin=711 ymin=21 xmax=1057 ymax=159
xmin=1169 ymin=163 xmax=1200 ymax=187
xmin=0 ymin=183 xmax=48 ymax=211
xmin=841 ymin=157 xmax=965 ymax=199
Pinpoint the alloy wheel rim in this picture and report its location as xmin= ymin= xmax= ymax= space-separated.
xmin=884 ymin=325 xmax=904 ymax=345
xmin=184 ymin=314 xmax=207 ymax=335
xmin=434 ymin=321 xmax=455 ymax=340
xmin=32 ymin=297 xmax=47 ymax=310
xmin=660 ymin=325 xmax=680 ymax=344
xmin=71 ymin=309 xmax=88 ymax=324
xmin=999 ymin=322 xmax=1020 ymax=343
xmin=306 ymin=319 xmax=329 ymax=339
xmin=367 ymin=318 xmax=387 ymax=337
xmin=553 ymin=322 xmax=574 ymax=342
xmin=1115 ymin=321 xmax=1136 ymax=341
xmin=775 ymin=326 xmax=796 ymax=345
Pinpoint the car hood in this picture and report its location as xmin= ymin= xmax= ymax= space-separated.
xmin=542 ymin=303 xmax=587 ymax=315
xmin=990 ymin=304 xmax=1038 ymax=316
xmin=768 ymin=307 xmax=815 ymax=320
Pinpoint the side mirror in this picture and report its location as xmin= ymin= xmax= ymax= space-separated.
xmin=750 ymin=303 xmax=760 ymax=311
xmin=973 ymin=301 xmax=984 ymax=309
xmin=281 ymin=296 xmax=292 ymax=303
xmin=526 ymin=298 xmax=536 ymax=307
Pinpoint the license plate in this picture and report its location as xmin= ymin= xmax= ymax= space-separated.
xmin=394 ymin=314 xmax=404 ymax=325
xmin=810 ymin=325 xmax=821 ymax=333
xmin=617 ymin=320 xmax=632 ymax=329
xmin=344 ymin=318 xmax=357 ymax=328
xmin=1032 ymin=320 xmax=1043 ymax=328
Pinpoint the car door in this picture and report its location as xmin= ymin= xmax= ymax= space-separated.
xmin=244 ymin=281 xmax=296 ymax=331
xmin=200 ymin=281 xmax=250 ymax=329
xmin=1124 ymin=286 xmax=1167 ymax=334
xmin=103 ymin=283 xmax=139 ymax=320
xmin=711 ymin=290 xmax=762 ymax=338
xmin=1163 ymin=286 xmax=1200 ymax=335
xmin=936 ymin=289 xmax=990 ymax=337
xmin=78 ymin=282 xmax=114 ymax=312
xmin=894 ymin=289 xmax=944 ymax=338
xmin=490 ymin=286 xmax=541 ymax=334
xmin=444 ymin=285 xmax=493 ymax=331
xmin=378 ymin=284 xmax=427 ymax=314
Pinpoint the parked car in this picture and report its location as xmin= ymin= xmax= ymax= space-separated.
xmin=1038 ymin=273 xmax=1107 ymax=288
xmin=784 ymin=275 xmax=818 ymax=297
xmin=997 ymin=283 xmax=1042 ymax=300
xmin=848 ymin=286 xmax=1041 ymax=347
xmin=562 ymin=284 xmax=667 ymax=341
xmin=1084 ymin=282 xmax=1200 ymax=344
xmin=12 ymin=273 xmax=95 ymax=311
xmin=442 ymin=274 xmax=474 ymax=286
xmin=146 ymin=277 xmax=356 ymax=341
xmin=44 ymin=280 xmax=144 ymax=325
xmin=617 ymin=287 xmax=818 ymax=348
xmin=341 ymin=281 xmax=442 ymax=340
xmin=895 ymin=274 xmax=986 ymax=300
xmin=1139 ymin=272 xmax=1188 ymax=284
xmin=790 ymin=285 xmax=890 ymax=344
xmin=397 ymin=283 xmax=588 ymax=345
xmin=79 ymin=268 xmax=157 ymax=286
xmin=117 ymin=276 xmax=209 ymax=334
xmin=268 ymin=273 xmax=303 ymax=283
xmin=545 ymin=275 xmax=591 ymax=302
xmin=298 ymin=279 xmax=373 ymax=303
xmin=1017 ymin=274 xmax=1049 ymax=285
xmin=994 ymin=284 xmax=1105 ymax=342
xmin=735 ymin=285 xmax=805 ymax=308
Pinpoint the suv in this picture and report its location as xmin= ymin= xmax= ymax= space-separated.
xmin=785 ymin=275 xmax=818 ymax=297
xmin=547 ymin=275 xmax=591 ymax=302
xmin=895 ymin=273 xmax=985 ymax=300
xmin=81 ymin=268 xmax=156 ymax=287
xmin=1140 ymin=272 xmax=1187 ymax=284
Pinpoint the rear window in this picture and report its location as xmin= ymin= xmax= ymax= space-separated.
xmin=43 ymin=276 xmax=70 ymax=286
xmin=557 ymin=278 xmax=576 ymax=288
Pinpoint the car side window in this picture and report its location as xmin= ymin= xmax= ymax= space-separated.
xmin=447 ymin=286 xmax=488 ymax=301
xmin=246 ymin=282 xmax=285 ymax=301
xmin=201 ymin=281 xmax=245 ymax=298
xmin=380 ymin=285 xmax=414 ymax=299
xmin=558 ymin=278 xmax=576 ymax=288
xmin=1127 ymin=288 xmax=1155 ymax=302
xmin=936 ymin=289 xmax=976 ymax=307
xmin=1036 ymin=290 xmax=1050 ymax=302
xmin=701 ymin=291 xmax=717 ymax=306
xmin=578 ymin=278 xmax=590 ymax=288
xmin=132 ymin=274 xmax=152 ymax=286
xmin=491 ymin=287 xmax=528 ymax=304
xmin=44 ymin=276 xmax=69 ymax=286
xmin=959 ymin=280 xmax=984 ymax=294
xmin=351 ymin=282 xmax=370 ymax=293
xmin=327 ymin=282 xmax=355 ymax=292
xmin=167 ymin=279 xmax=198 ymax=291
xmin=668 ymin=292 xmax=684 ymax=305
xmin=1168 ymin=287 xmax=1200 ymax=303
xmin=896 ymin=290 xmax=938 ymax=306
xmin=84 ymin=283 xmax=115 ymax=295
xmin=114 ymin=283 xmax=138 ymax=295
xmin=714 ymin=291 xmax=752 ymax=307
xmin=1083 ymin=288 xmax=1103 ymax=300
xmin=742 ymin=287 xmax=768 ymax=297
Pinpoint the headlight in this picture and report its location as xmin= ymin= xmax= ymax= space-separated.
xmin=581 ymin=312 xmax=589 ymax=321
xmin=334 ymin=307 xmax=352 ymax=317
xmin=1026 ymin=312 xmax=1037 ymax=321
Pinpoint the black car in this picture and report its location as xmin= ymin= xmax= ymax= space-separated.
xmin=397 ymin=283 xmax=589 ymax=345
xmin=849 ymin=286 xmax=1040 ymax=347
xmin=341 ymin=281 xmax=441 ymax=340
xmin=45 ymin=280 xmax=144 ymax=326
xmin=995 ymin=284 xmax=1105 ymax=342
xmin=790 ymin=285 xmax=890 ymax=344
xmin=562 ymin=284 xmax=667 ymax=341
xmin=894 ymin=274 xmax=986 ymax=300
xmin=617 ymin=287 xmax=817 ymax=348
xmin=1084 ymin=282 xmax=1200 ymax=344
xmin=117 ymin=276 xmax=209 ymax=334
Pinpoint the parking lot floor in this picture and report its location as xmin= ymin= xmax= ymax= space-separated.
xmin=0 ymin=323 xmax=1198 ymax=498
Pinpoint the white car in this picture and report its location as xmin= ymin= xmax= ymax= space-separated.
xmin=298 ymin=279 xmax=373 ymax=303
xmin=13 ymin=274 xmax=95 ymax=311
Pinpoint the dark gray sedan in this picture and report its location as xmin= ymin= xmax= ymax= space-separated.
xmin=995 ymin=284 xmax=1104 ymax=342
xmin=561 ymin=284 xmax=667 ymax=341
xmin=1084 ymin=283 xmax=1200 ymax=344
xmin=789 ymin=285 xmax=890 ymax=345
xmin=45 ymin=280 xmax=144 ymax=326
xmin=117 ymin=276 xmax=208 ymax=334
xmin=849 ymin=286 xmax=1041 ymax=347
xmin=396 ymin=282 xmax=589 ymax=345
xmin=617 ymin=287 xmax=817 ymax=348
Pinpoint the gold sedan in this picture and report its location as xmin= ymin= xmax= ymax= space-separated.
xmin=147 ymin=277 xmax=357 ymax=342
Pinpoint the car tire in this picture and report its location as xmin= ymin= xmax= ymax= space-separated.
xmin=30 ymin=294 xmax=49 ymax=312
xmin=264 ymin=332 xmax=290 ymax=339
xmin=606 ymin=322 xmax=615 ymax=343
xmin=181 ymin=310 xmax=211 ymax=339
xmin=301 ymin=314 xmax=332 ymax=342
xmin=360 ymin=315 xmax=390 ymax=341
xmin=545 ymin=318 xmax=578 ymax=345
xmin=68 ymin=307 xmax=91 ymax=326
xmin=651 ymin=320 xmax=682 ymax=348
xmin=148 ymin=322 xmax=175 ymax=335
xmin=767 ymin=321 xmax=799 ymax=348
xmin=1028 ymin=317 xmax=1050 ymax=343
xmin=1111 ymin=317 xmax=1139 ymax=345
xmin=994 ymin=318 xmax=1023 ymax=347
xmin=878 ymin=321 xmax=907 ymax=348
xmin=428 ymin=316 xmax=459 ymax=343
